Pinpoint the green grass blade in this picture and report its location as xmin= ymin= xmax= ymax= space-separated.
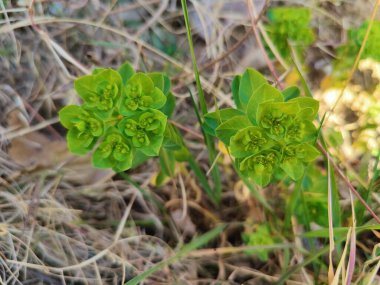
xmin=187 ymin=155 xmax=217 ymax=204
xmin=125 ymin=225 xmax=225 ymax=285
xmin=289 ymin=45 xmax=312 ymax=98
xmin=357 ymin=150 xmax=380 ymax=224
xmin=186 ymin=76 xmax=222 ymax=204
xmin=303 ymin=223 xmax=380 ymax=239
xmin=181 ymin=0 xmax=207 ymax=116
xmin=119 ymin=173 xmax=165 ymax=213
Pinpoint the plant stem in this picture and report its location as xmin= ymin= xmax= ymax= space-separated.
xmin=180 ymin=0 xmax=208 ymax=117
xmin=181 ymin=0 xmax=222 ymax=204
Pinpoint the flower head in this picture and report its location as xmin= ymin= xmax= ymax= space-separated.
xmin=119 ymin=73 xmax=166 ymax=115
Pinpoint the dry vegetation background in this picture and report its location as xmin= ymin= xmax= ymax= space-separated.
xmin=1 ymin=0 xmax=380 ymax=284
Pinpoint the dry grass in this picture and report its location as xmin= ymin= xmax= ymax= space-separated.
xmin=1 ymin=0 xmax=380 ymax=284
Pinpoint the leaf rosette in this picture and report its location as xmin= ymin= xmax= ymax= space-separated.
xmin=59 ymin=62 xmax=173 ymax=173
xmin=209 ymin=68 xmax=320 ymax=186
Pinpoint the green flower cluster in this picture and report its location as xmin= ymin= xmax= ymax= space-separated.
xmin=266 ymin=7 xmax=315 ymax=59
xmin=206 ymin=68 xmax=320 ymax=186
xmin=59 ymin=62 xmax=172 ymax=172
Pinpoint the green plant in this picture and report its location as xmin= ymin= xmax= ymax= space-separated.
xmin=59 ymin=62 xmax=174 ymax=172
xmin=205 ymin=68 xmax=320 ymax=186
xmin=242 ymin=224 xmax=275 ymax=261
xmin=334 ymin=20 xmax=380 ymax=79
xmin=265 ymin=6 xmax=315 ymax=59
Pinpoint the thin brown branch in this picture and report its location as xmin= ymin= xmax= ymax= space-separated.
xmin=317 ymin=141 xmax=380 ymax=224
xmin=246 ymin=0 xmax=284 ymax=89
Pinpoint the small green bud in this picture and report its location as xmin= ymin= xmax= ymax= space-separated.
xmin=230 ymin=126 xmax=274 ymax=158
xmin=113 ymin=142 xmax=130 ymax=161
xmin=139 ymin=111 xmax=160 ymax=131
xmin=120 ymin=119 xmax=138 ymax=136
xmin=132 ymin=131 xmax=150 ymax=148
xmin=93 ymin=130 xmax=133 ymax=172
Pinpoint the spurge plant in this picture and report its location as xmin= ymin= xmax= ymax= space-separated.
xmin=205 ymin=68 xmax=320 ymax=186
xmin=59 ymin=62 xmax=173 ymax=172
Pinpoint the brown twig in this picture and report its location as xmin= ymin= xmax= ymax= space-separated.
xmin=317 ymin=141 xmax=380 ymax=224
xmin=246 ymin=0 xmax=284 ymax=90
xmin=169 ymin=120 xmax=204 ymax=140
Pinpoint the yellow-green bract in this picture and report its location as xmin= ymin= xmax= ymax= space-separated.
xmin=205 ymin=68 xmax=320 ymax=186
xmin=59 ymin=62 xmax=173 ymax=172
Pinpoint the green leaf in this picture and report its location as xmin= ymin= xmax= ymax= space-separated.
xmin=148 ymin=72 xmax=165 ymax=92
xmin=113 ymin=157 xmax=134 ymax=172
xmin=163 ymin=123 xmax=184 ymax=150
xmin=159 ymin=148 xmax=176 ymax=177
xmin=252 ymin=170 xmax=273 ymax=186
xmin=131 ymin=151 xmax=150 ymax=168
xmin=163 ymin=74 xmax=171 ymax=95
xmin=247 ymin=84 xmax=284 ymax=125
xmin=280 ymin=157 xmax=304 ymax=180
xmin=118 ymin=61 xmax=135 ymax=85
xmin=303 ymin=224 xmax=380 ymax=239
xmin=156 ymin=148 xmax=176 ymax=186
xmin=283 ymin=86 xmax=301 ymax=101
xmin=92 ymin=67 xmax=108 ymax=75
xmin=174 ymin=145 xmax=191 ymax=161
xmin=138 ymin=134 xmax=165 ymax=156
xmin=289 ymin=97 xmax=319 ymax=120
xmin=160 ymin=92 xmax=176 ymax=117
xmin=148 ymin=72 xmax=164 ymax=89
xmin=74 ymin=75 xmax=94 ymax=102
xmin=239 ymin=68 xmax=267 ymax=110
xmin=125 ymin=225 xmax=225 ymax=285
xmin=58 ymin=105 xmax=84 ymax=129
xmin=203 ymin=108 xmax=245 ymax=136
xmin=299 ymin=144 xmax=320 ymax=162
xmin=215 ymin=115 xmax=252 ymax=145
xmin=67 ymin=128 xmax=97 ymax=155
xmin=148 ymin=72 xmax=171 ymax=95
xmin=231 ymin=75 xmax=242 ymax=110
xmin=150 ymin=88 xmax=167 ymax=109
